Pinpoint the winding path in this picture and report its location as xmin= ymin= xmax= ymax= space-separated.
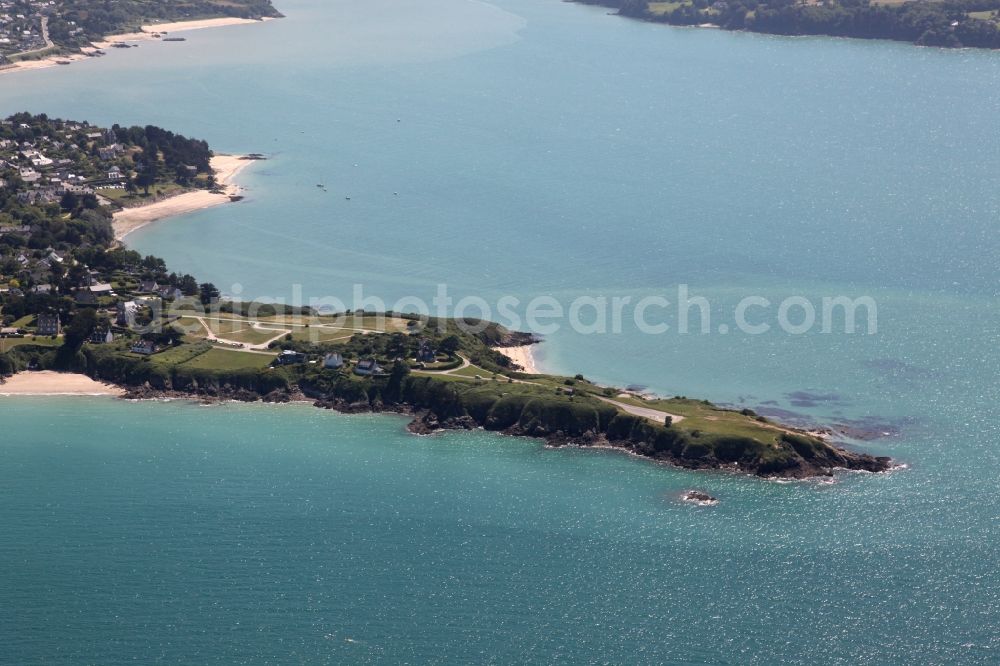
xmin=193 ymin=316 xmax=290 ymax=351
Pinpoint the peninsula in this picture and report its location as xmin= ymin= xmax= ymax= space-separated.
xmin=580 ymin=0 xmax=1000 ymax=49
xmin=0 ymin=114 xmax=891 ymax=479
xmin=0 ymin=0 xmax=281 ymax=75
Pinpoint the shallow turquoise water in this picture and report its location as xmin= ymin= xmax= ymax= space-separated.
xmin=1 ymin=398 xmax=994 ymax=665
xmin=1 ymin=0 xmax=999 ymax=662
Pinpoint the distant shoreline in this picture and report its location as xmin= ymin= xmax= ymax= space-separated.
xmin=93 ymin=17 xmax=277 ymax=48
xmin=0 ymin=17 xmax=275 ymax=78
xmin=113 ymin=154 xmax=258 ymax=241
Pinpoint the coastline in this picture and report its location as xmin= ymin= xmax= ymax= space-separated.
xmin=498 ymin=344 xmax=541 ymax=374
xmin=113 ymin=154 xmax=256 ymax=241
xmin=0 ymin=371 xmax=124 ymax=396
xmin=92 ymin=17 xmax=276 ymax=48
xmin=0 ymin=48 xmax=96 ymax=78
xmin=0 ymin=17 xmax=274 ymax=78
xmin=0 ymin=363 xmax=893 ymax=478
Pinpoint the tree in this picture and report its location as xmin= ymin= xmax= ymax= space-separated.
xmin=178 ymin=274 xmax=199 ymax=296
xmin=59 ymin=191 xmax=79 ymax=212
xmin=440 ymin=334 xmax=461 ymax=356
xmin=386 ymin=332 xmax=408 ymax=359
xmin=385 ymin=359 xmax=411 ymax=402
xmin=62 ymin=308 xmax=97 ymax=351
xmin=141 ymin=255 xmax=167 ymax=274
xmin=199 ymin=282 xmax=220 ymax=305
xmin=148 ymin=325 xmax=184 ymax=347
xmin=135 ymin=169 xmax=156 ymax=196
xmin=135 ymin=150 xmax=159 ymax=195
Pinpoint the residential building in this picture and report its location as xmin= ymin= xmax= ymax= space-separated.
xmin=36 ymin=313 xmax=60 ymax=336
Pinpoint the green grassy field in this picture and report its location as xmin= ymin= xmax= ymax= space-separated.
xmin=288 ymin=327 xmax=355 ymax=344
xmin=252 ymin=313 xmax=411 ymax=333
xmin=216 ymin=323 xmax=284 ymax=346
xmin=648 ymin=1 xmax=685 ymax=15
xmin=450 ymin=363 xmax=496 ymax=379
xmin=95 ymin=188 xmax=133 ymax=204
xmin=180 ymin=347 xmax=275 ymax=371
xmin=610 ymin=394 xmax=785 ymax=444
xmin=149 ymin=342 xmax=213 ymax=366
xmin=969 ymin=9 xmax=998 ymax=20
xmin=172 ymin=311 xmax=414 ymax=347
xmin=0 ymin=336 xmax=61 ymax=353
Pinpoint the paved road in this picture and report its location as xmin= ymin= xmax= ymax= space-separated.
xmin=9 ymin=16 xmax=54 ymax=59
xmin=597 ymin=397 xmax=684 ymax=425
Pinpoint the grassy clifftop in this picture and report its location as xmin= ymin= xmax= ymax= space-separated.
xmin=0 ymin=310 xmax=890 ymax=478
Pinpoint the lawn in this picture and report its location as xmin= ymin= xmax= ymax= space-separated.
xmin=95 ymin=188 xmax=134 ymax=204
xmin=289 ymin=327 xmax=355 ymax=344
xmin=181 ymin=348 xmax=276 ymax=371
xmin=251 ymin=313 xmax=411 ymax=333
xmin=149 ymin=342 xmax=212 ymax=366
xmin=450 ymin=364 xmax=496 ymax=379
xmin=648 ymin=1 xmax=686 ymax=15
xmin=0 ymin=336 xmax=61 ymax=353
xmin=410 ymin=371 xmax=480 ymax=384
xmin=175 ymin=317 xmax=210 ymax=342
xmin=614 ymin=395 xmax=785 ymax=445
xmin=201 ymin=317 xmax=287 ymax=346
xmin=116 ymin=181 xmax=190 ymax=204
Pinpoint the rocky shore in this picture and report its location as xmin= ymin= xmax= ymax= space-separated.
xmin=311 ymin=394 xmax=892 ymax=479
xmin=2 ymin=344 xmax=892 ymax=481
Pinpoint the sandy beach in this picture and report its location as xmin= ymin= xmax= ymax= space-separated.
xmin=0 ymin=371 xmax=124 ymax=396
xmin=113 ymin=155 xmax=256 ymax=241
xmin=498 ymin=345 xmax=541 ymax=374
xmin=92 ymin=17 xmax=274 ymax=48
xmin=0 ymin=17 xmax=272 ymax=77
xmin=0 ymin=49 xmax=98 ymax=77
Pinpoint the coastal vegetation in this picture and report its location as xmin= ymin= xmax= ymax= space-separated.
xmin=0 ymin=0 xmax=282 ymax=62
xmin=584 ymin=0 xmax=1000 ymax=48
xmin=0 ymin=113 xmax=891 ymax=479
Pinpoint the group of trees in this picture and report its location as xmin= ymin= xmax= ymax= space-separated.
xmin=749 ymin=0 xmax=1000 ymax=48
xmin=0 ymin=199 xmax=114 ymax=251
xmin=605 ymin=0 xmax=1000 ymax=48
xmin=115 ymin=124 xmax=213 ymax=182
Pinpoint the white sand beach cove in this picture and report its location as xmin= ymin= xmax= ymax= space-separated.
xmin=497 ymin=345 xmax=541 ymax=374
xmin=112 ymin=155 xmax=256 ymax=241
xmin=0 ymin=371 xmax=124 ymax=396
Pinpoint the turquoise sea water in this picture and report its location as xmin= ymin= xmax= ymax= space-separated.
xmin=1 ymin=0 xmax=999 ymax=662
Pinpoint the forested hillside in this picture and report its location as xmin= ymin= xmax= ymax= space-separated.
xmin=585 ymin=0 xmax=1000 ymax=48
